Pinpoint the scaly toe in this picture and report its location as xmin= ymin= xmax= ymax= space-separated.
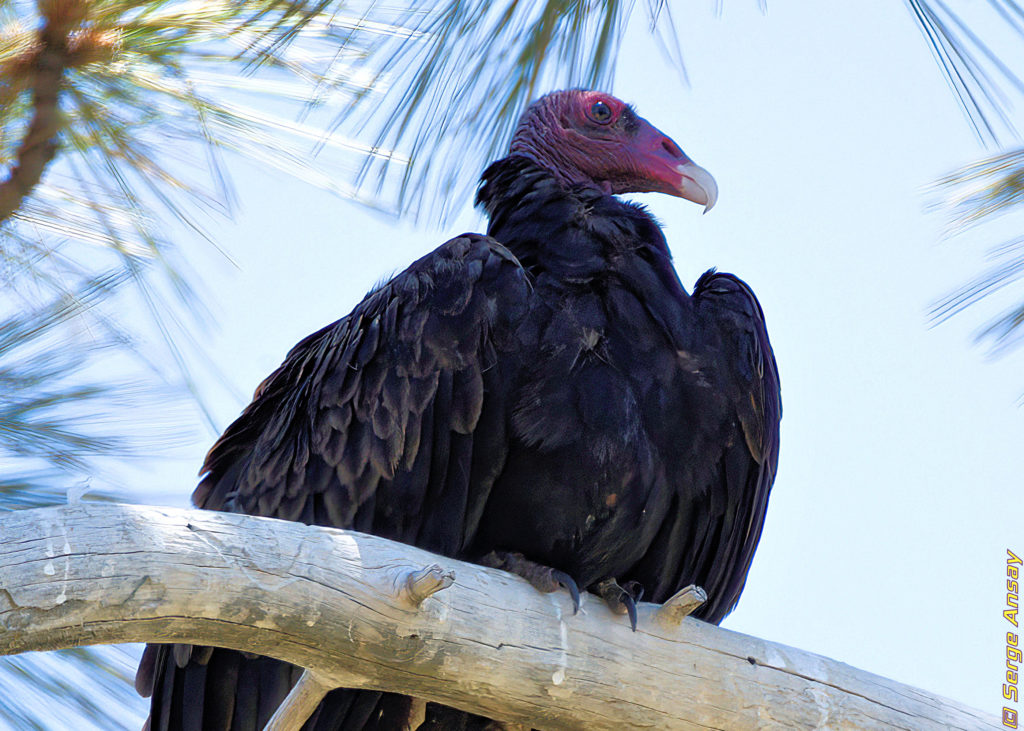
xmin=479 ymin=551 xmax=581 ymax=614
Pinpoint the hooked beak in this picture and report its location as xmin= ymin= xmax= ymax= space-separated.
xmin=631 ymin=116 xmax=718 ymax=213
xmin=675 ymin=160 xmax=718 ymax=213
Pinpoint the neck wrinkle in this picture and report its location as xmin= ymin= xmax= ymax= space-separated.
xmin=508 ymin=104 xmax=593 ymax=189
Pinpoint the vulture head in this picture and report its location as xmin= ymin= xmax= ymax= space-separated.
xmin=509 ymin=89 xmax=718 ymax=211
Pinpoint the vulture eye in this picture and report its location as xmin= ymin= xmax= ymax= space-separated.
xmin=588 ymin=100 xmax=613 ymax=124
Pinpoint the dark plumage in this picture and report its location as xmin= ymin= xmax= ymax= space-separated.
xmin=137 ymin=89 xmax=781 ymax=730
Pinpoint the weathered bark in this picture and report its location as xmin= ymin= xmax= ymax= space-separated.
xmin=264 ymin=670 xmax=333 ymax=731
xmin=0 ymin=503 xmax=1000 ymax=730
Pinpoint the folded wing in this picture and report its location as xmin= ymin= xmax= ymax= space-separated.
xmin=137 ymin=234 xmax=531 ymax=731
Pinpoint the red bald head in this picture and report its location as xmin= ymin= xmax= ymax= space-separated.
xmin=509 ymin=90 xmax=717 ymax=211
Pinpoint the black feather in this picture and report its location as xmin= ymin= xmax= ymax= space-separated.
xmin=139 ymin=146 xmax=780 ymax=728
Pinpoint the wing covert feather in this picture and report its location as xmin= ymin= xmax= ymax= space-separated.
xmin=142 ymin=234 xmax=528 ymax=731
xmin=194 ymin=234 xmax=528 ymax=542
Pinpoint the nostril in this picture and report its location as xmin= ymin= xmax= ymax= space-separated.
xmin=661 ymin=137 xmax=683 ymax=158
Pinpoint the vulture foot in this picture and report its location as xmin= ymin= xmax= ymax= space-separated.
xmin=480 ymin=551 xmax=580 ymax=614
xmin=595 ymin=578 xmax=644 ymax=631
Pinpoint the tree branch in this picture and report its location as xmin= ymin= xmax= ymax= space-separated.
xmin=0 ymin=2 xmax=83 ymax=224
xmin=0 ymin=504 xmax=1000 ymax=730
xmin=264 ymin=669 xmax=333 ymax=731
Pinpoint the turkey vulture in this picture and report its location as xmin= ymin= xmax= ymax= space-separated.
xmin=137 ymin=89 xmax=781 ymax=730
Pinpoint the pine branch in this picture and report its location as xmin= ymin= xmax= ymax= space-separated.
xmin=0 ymin=2 xmax=84 ymax=224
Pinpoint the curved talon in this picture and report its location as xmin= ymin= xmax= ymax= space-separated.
xmin=596 ymin=578 xmax=644 ymax=632
xmin=622 ymin=593 xmax=638 ymax=632
xmin=621 ymin=580 xmax=644 ymax=604
xmin=550 ymin=569 xmax=580 ymax=614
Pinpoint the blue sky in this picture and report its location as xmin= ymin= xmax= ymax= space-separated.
xmin=12 ymin=2 xmax=1023 ymax=727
